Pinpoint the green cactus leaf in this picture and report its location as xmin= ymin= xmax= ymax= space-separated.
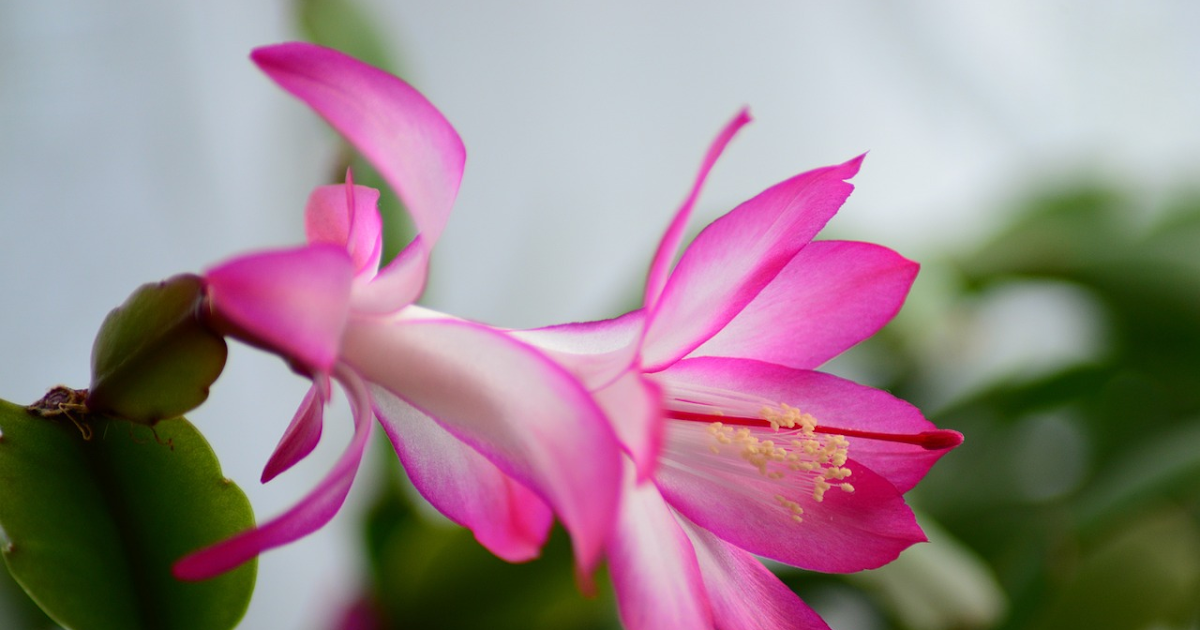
xmin=0 ymin=395 xmax=255 ymax=630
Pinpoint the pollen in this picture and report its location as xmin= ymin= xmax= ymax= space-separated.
xmin=774 ymin=494 xmax=805 ymax=523
xmin=707 ymin=404 xmax=855 ymax=514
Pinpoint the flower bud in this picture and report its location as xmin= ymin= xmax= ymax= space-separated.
xmin=87 ymin=274 xmax=227 ymax=423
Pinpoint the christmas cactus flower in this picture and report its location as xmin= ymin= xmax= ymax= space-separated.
xmin=513 ymin=112 xmax=963 ymax=628
xmin=173 ymin=43 xmax=620 ymax=580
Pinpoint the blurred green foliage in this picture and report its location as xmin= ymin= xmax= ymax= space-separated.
xmin=881 ymin=185 xmax=1200 ymax=630
xmin=342 ymin=441 xmax=620 ymax=630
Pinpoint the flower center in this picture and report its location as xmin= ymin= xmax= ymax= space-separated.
xmin=662 ymin=402 xmax=961 ymax=523
xmin=696 ymin=405 xmax=854 ymax=511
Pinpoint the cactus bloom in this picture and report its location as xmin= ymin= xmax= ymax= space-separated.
xmin=173 ymin=43 xmax=620 ymax=580
xmin=514 ymin=112 xmax=963 ymax=628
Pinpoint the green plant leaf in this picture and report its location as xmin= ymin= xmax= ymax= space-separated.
xmin=88 ymin=274 xmax=228 ymax=423
xmin=0 ymin=396 xmax=255 ymax=630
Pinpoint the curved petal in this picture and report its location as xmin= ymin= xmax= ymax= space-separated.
xmin=515 ymin=313 xmax=665 ymax=479
xmin=261 ymin=379 xmax=327 ymax=483
xmin=512 ymin=310 xmax=646 ymax=389
xmin=662 ymin=357 xmax=954 ymax=492
xmin=644 ymin=110 xmax=751 ymax=311
xmin=595 ymin=371 xmax=665 ymax=481
xmin=173 ymin=366 xmax=373 ymax=580
xmin=340 ymin=317 xmax=621 ymax=571
xmin=253 ymin=42 xmax=465 ymax=247
xmin=349 ymin=235 xmax=428 ymax=314
xmin=609 ymin=464 xmax=713 ymax=630
xmin=678 ymin=515 xmax=831 ymax=630
xmin=304 ymin=181 xmax=383 ymax=280
xmin=656 ymin=433 xmax=924 ymax=573
xmin=204 ymin=244 xmax=354 ymax=373
xmin=641 ymin=155 xmax=865 ymax=371
xmin=689 ymin=240 xmax=918 ymax=370
xmin=372 ymin=387 xmax=553 ymax=562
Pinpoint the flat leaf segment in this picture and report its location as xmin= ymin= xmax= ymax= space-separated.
xmin=0 ymin=398 xmax=255 ymax=630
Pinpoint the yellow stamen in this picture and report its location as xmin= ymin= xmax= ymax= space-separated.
xmin=706 ymin=404 xmax=854 ymax=513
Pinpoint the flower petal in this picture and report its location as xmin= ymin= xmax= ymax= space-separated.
xmin=678 ymin=515 xmax=831 ymax=630
xmin=261 ymin=379 xmax=328 ymax=483
xmin=663 ymin=357 xmax=953 ymax=492
xmin=609 ymin=464 xmax=713 ymax=630
xmin=689 ymin=240 xmax=918 ymax=370
xmin=644 ymin=110 xmax=751 ymax=311
xmin=204 ymin=244 xmax=354 ymax=373
xmin=173 ymin=366 xmax=373 ymax=580
xmin=512 ymin=310 xmax=646 ymax=390
xmin=304 ymin=181 xmax=383 ymax=280
xmin=657 ymin=433 xmax=924 ymax=573
xmin=341 ymin=316 xmax=621 ymax=571
xmin=641 ymin=155 xmax=865 ymax=371
xmin=349 ymin=235 xmax=429 ymax=315
xmin=373 ymin=387 xmax=553 ymax=562
xmin=253 ymin=42 xmax=465 ymax=248
xmin=515 ymin=313 xmax=664 ymax=479
xmin=595 ymin=371 xmax=665 ymax=480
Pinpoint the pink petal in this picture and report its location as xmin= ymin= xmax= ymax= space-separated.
xmin=204 ymin=244 xmax=354 ymax=373
xmin=689 ymin=240 xmax=918 ymax=370
xmin=173 ymin=366 xmax=373 ymax=580
xmin=261 ymin=380 xmax=328 ymax=483
xmin=595 ymin=371 xmax=665 ymax=481
xmin=253 ymin=42 xmax=465 ymax=248
xmin=515 ymin=313 xmax=664 ymax=479
xmin=373 ymin=387 xmax=553 ymax=562
xmin=641 ymin=155 xmax=865 ymax=372
xmin=340 ymin=316 xmax=621 ymax=572
xmin=656 ymin=427 xmax=925 ymax=573
xmin=512 ymin=310 xmax=646 ymax=390
xmin=609 ymin=464 xmax=713 ymax=630
xmin=349 ymin=236 xmax=428 ymax=314
xmin=678 ymin=515 xmax=831 ymax=630
xmin=663 ymin=357 xmax=954 ymax=492
xmin=644 ymin=110 xmax=751 ymax=311
xmin=304 ymin=182 xmax=383 ymax=280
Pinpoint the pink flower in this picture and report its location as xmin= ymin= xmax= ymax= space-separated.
xmin=172 ymin=43 xmax=620 ymax=580
xmin=515 ymin=112 xmax=963 ymax=628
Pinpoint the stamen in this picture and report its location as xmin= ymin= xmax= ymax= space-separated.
xmin=705 ymin=412 xmax=854 ymax=504
xmin=668 ymin=409 xmax=962 ymax=451
xmin=774 ymin=495 xmax=805 ymax=523
xmin=660 ymin=390 xmax=960 ymax=529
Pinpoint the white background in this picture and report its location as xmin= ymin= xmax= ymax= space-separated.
xmin=2 ymin=2 xmax=1198 ymax=628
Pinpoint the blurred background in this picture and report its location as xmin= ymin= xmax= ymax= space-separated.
xmin=3 ymin=1 xmax=1200 ymax=628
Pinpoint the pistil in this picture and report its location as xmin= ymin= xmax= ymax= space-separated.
xmin=667 ymin=409 xmax=962 ymax=451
